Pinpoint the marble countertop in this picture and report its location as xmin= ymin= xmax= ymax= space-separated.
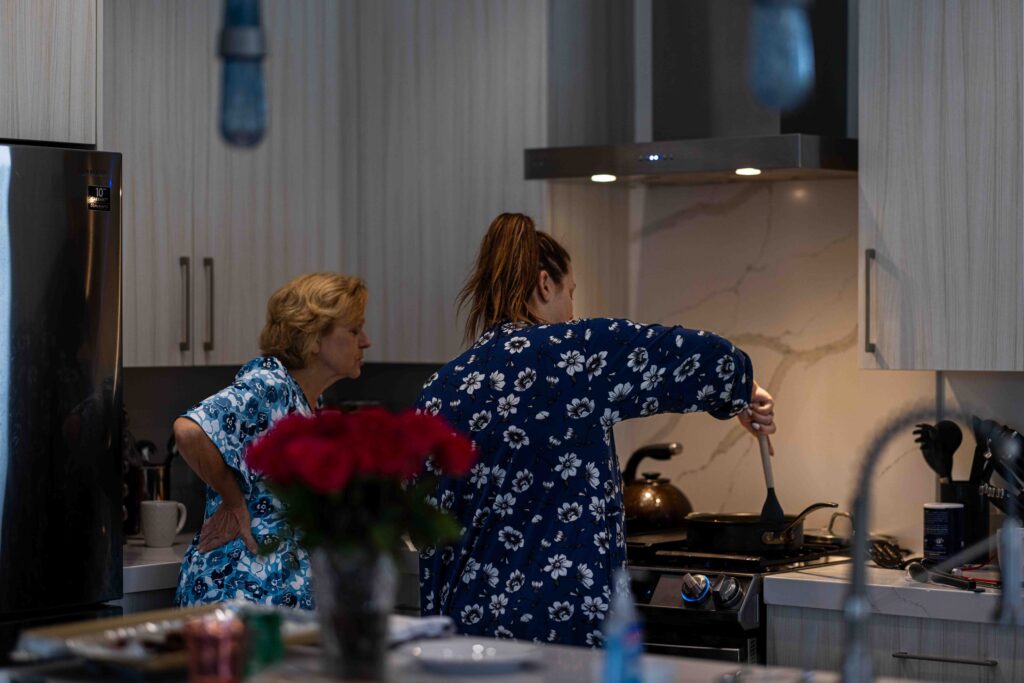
xmin=764 ymin=563 xmax=1003 ymax=624
xmin=122 ymin=533 xmax=194 ymax=593
xmin=122 ymin=536 xmax=420 ymax=595
xmin=3 ymin=637 xmax=921 ymax=683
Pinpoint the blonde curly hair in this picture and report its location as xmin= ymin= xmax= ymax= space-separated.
xmin=259 ymin=273 xmax=368 ymax=369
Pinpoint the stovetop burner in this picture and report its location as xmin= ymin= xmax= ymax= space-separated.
xmin=626 ymin=531 xmax=850 ymax=573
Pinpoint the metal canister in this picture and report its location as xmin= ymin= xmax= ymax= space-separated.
xmin=243 ymin=610 xmax=284 ymax=675
xmin=923 ymin=502 xmax=965 ymax=563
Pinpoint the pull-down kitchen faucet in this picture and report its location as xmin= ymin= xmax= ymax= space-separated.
xmin=841 ymin=404 xmax=1024 ymax=683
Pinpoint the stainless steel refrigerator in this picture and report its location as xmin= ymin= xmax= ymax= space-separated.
xmin=0 ymin=145 xmax=123 ymax=655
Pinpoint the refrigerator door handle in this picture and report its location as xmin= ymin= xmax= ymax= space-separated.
xmin=203 ymin=258 xmax=214 ymax=351
xmin=179 ymin=256 xmax=190 ymax=351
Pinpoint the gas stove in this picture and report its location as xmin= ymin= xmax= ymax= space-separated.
xmin=626 ymin=532 xmax=850 ymax=664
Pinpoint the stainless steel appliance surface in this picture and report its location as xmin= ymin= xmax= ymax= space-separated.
xmin=0 ymin=145 xmax=123 ymax=655
xmin=627 ymin=532 xmax=850 ymax=664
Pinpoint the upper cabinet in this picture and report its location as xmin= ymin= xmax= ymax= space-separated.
xmin=0 ymin=0 xmax=97 ymax=145
xmin=859 ymin=0 xmax=1024 ymax=370
xmin=104 ymin=0 xmax=344 ymax=367
xmin=107 ymin=0 xmax=547 ymax=367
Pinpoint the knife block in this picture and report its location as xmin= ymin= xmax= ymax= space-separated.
xmin=940 ymin=481 xmax=990 ymax=563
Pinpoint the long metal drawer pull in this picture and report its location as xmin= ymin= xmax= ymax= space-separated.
xmin=203 ymin=258 xmax=215 ymax=351
xmin=892 ymin=651 xmax=997 ymax=667
xmin=864 ymin=248 xmax=876 ymax=353
xmin=179 ymin=257 xmax=191 ymax=351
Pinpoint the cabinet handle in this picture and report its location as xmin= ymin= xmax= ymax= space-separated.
xmin=179 ymin=257 xmax=190 ymax=352
xmin=864 ymin=248 xmax=876 ymax=353
xmin=892 ymin=652 xmax=997 ymax=668
xmin=203 ymin=258 xmax=215 ymax=351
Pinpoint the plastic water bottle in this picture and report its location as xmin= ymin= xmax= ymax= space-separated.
xmin=603 ymin=568 xmax=643 ymax=683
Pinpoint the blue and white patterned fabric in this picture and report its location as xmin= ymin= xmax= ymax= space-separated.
xmin=417 ymin=319 xmax=754 ymax=646
xmin=174 ymin=356 xmax=316 ymax=609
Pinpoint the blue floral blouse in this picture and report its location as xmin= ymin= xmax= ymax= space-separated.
xmin=174 ymin=356 xmax=316 ymax=610
xmin=417 ymin=319 xmax=754 ymax=646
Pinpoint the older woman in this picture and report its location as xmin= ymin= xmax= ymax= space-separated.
xmin=173 ymin=272 xmax=370 ymax=608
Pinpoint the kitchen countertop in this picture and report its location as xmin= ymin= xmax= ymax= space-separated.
xmin=122 ymin=533 xmax=194 ymax=593
xmin=3 ymin=637 xmax=921 ymax=683
xmin=764 ymin=563 xmax=1003 ymax=624
xmin=122 ymin=536 xmax=421 ymax=595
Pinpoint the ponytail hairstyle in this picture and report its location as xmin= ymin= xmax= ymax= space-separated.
xmin=457 ymin=213 xmax=571 ymax=343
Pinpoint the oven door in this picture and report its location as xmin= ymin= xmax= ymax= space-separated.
xmin=645 ymin=637 xmax=759 ymax=663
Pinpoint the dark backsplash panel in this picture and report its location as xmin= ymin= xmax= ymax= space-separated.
xmin=124 ymin=362 xmax=439 ymax=532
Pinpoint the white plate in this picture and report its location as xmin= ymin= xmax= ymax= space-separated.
xmin=411 ymin=637 xmax=540 ymax=674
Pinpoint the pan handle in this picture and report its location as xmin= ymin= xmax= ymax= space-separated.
xmin=780 ymin=502 xmax=839 ymax=536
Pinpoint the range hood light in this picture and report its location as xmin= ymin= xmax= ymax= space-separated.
xmin=590 ymin=174 xmax=617 ymax=183
xmin=735 ymin=167 xmax=762 ymax=176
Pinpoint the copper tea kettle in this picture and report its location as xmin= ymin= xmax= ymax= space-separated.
xmin=622 ymin=442 xmax=693 ymax=534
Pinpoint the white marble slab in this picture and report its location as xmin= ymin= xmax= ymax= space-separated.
xmin=121 ymin=533 xmax=193 ymax=594
xmin=613 ymin=179 xmax=938 ymax=550
xmin=764 ymin=563 xmax=1005 ymax=625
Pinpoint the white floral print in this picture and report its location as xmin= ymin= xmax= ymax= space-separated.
xmin=641 ymin=365 xmax=666 ymax=391
xmin=497 ymin=394 xmax=520 ymax=418
xmin=608 ymin=382 xmax=633 ymax=402
xmin=555 ymin=453 xmax=582 ymax=480
xmin=460 ymin=371 xmax=484 ymax=394
xmin=544 ymin=554 xmax=573 ymax=579
xmin=557 ymin=350 xmax=585 ymax=376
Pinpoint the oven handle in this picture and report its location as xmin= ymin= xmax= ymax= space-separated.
xmin=892 ymin=652 xmax=997 ymax=668
xmin=645 ymin=642 xmax=745 ymax=663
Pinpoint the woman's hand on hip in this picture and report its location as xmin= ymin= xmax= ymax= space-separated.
xmin=737 ymin=381 xmax=776 ymax=439
xmin=198 ymin=501 xmax=258 ymax=554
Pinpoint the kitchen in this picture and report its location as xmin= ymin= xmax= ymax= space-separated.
xmin=0 ymin=0 xmax=1022 ymax=681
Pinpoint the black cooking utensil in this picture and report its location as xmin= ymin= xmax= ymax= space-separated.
xmin=935 ymin=420 xmax=962 ymax=478
xmin=907 ymin=561 xmax=977 ymax=591
xmin=686 ymin=502 xmax=838 ymax=554
xmin=992 ymin=427 xmax=1024 ymax=488
xmin=971 ymin=416 xmax=1001 ymax=485
xmin=869 ymin=538 xmax=916 ymax=569
xmin=913 ymin=423 xmax=949 ymax=482
xmin=757 ymin=433 xmax=785 ymax=527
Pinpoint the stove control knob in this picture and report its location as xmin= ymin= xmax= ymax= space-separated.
xmin=680 ymin=573 xmax=711 ymax=605
xmin=712 ymin=575 xmax=744 ymax=609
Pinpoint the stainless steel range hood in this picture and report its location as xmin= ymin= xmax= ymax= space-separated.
xmin=526 ymin=0 xmax=856 ymax=186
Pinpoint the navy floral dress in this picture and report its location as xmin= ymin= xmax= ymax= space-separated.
xmin=417 ymin=319 xmax=754 ymax=646
xmin=174 ymin=356 xmax=316 ymax=610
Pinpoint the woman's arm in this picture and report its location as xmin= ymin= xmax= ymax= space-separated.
xmin=579 ymin=318 xmax=775 ymax=436
xmin=172 ymin=417 xmax=258 ymax=553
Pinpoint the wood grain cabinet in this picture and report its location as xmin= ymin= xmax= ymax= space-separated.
xmin=105 ymin=0 xmax=547 ymax=367
xmin=0 ymin=0 xmax=97 ymax=145
xmin=103 ymin=0 xmax=343 ymax=367
xmin=858 ymin=0 xmax=1024 ymax=370
xmin=768 ymin=605 xmax=1021 ymax=683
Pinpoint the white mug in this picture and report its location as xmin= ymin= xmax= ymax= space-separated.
xmin=141 ymin=500 xmax=187 ymax=547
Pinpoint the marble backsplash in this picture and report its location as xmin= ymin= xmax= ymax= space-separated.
xmin=611 ymin=179 xmax=938 ymax=548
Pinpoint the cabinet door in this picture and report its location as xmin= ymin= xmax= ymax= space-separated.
xmin=191 ymin=0 xmax=344 ymax=366
xmin=0 ymin=0 xmax=97 ymax=144
xmin=859 ymin=0 xmax=1024 ymax=370
xmin=102 ymin=0 xmax=205 ymax=366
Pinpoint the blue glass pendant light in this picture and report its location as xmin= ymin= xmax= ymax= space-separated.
xmin=749 ymin=0 xmax=815 ymax=111
xmin=218 ymin=0 xmax=267 ymax=147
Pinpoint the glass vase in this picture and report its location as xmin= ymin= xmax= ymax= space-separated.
xmin=312 ymin=548 xmax=397 ymax=681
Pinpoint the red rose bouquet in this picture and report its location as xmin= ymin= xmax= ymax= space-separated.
xmin=245 ymin=407 xmax=476 ymax=555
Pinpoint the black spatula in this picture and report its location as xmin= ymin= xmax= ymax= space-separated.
xmin=758 ymin=433 xmax=785 ymax=526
